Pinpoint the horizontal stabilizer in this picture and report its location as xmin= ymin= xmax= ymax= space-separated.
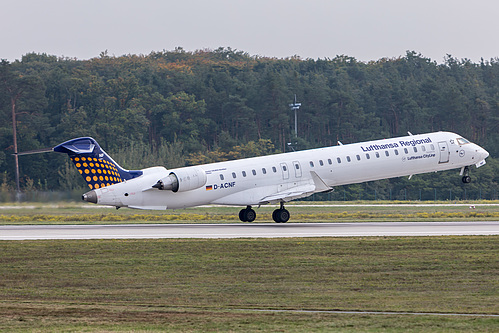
xmin=13 ymin=147 xmax=54 ymax=156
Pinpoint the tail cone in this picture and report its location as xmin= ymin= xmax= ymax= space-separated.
xmin=82 ymin=190 xmax=98 ymax=204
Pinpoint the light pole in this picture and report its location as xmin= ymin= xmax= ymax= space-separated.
xmin=289 ymin=94 xmax=301 ymax=138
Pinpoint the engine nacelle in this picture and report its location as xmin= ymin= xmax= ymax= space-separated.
xmin=152 ymin=167 xmax=207 ymax=192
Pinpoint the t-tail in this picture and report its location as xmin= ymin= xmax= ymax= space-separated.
xmin=53 ymin=137 xmax=143 ymax=190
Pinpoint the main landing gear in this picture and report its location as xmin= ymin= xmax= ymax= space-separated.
xmin=461 ymin=166 xmax=471 ymax=184
xmin=238 ymin=202 xmax=290 ymax=223
xmin=272 ymin=202 xmax=290 ymax=223
xmin=239 ymin=206 xmax=256 ymax=222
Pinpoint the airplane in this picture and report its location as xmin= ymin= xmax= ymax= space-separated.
xmin=52 ymin=131 xmax=489 ymax=223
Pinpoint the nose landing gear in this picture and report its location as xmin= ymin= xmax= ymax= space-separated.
xmin=461 ymin=166 xmax=471 ymax=183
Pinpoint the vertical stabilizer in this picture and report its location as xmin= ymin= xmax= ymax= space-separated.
xmin=53 ymin=137 xmax=142 ymax=189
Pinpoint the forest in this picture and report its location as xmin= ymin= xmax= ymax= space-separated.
xmin=1 ymin=48 xmax=498 ymax=201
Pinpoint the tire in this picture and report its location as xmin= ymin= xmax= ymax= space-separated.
xmin=273 ymin=208 xmax=290 ymax=223
xmin=239 ymin=209 xmax=248 ymax=222
xmin=246 ymin=208 xmax=256 ymax=222
xmin=272 ymin=209 xmax=281 ymax=223
xmin=462 ymin=176 xmax=471 ymax=184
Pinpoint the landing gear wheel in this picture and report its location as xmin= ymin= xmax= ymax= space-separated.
xmin=239 ymin=206 xmax=256 ymax=222
xmin=272 ymin=208 xmax=290 ymax=223
xmin=239 ymin=209 xmax=247 ymax=222
xmin=461 ymin=166 xmax=471 ymax=183
xmin=245 ymin=208 xmax=256 ymax=222
xmin=278 ymin=209 xmax=290 ymax=223
xmin=272 ymin=209 xmax=279 ymax=222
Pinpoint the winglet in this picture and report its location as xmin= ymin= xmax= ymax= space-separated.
xmin=310 ymin=171 xmax=332 ymax=192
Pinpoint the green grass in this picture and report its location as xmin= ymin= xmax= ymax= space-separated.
xmin=0 ymin=236 xmax=498 ymax=331
xmin=1 ymin=201 xmax=499 ymax=224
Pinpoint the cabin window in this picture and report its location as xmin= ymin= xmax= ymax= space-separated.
xmin=366 ymin=153 xmax=370 ymax=159
xmin=220 ymin=174 xmax=224 ymax=181
xmin=421 ymin=146 xmax=426 ymax=152
xmin=319 ymin=160 xmax=324 ymax=166
xmin=337 ymin=157 xmax=341 ymax=163
xmin=310 ymin=161 xmax=314 ymax=167
xmin=262 ymin=168 xmax=267 ymax=174
xmin=232 ymin=172 xmax=237 ymax=179
xmin=252 ymin=169 xmax=256 ymax=176
xmin=356 ymin=155 xmax=361 ymax=161
xmin=346 ymin=156 xmax=351 ymax=162
xmin=328 ymin=158 xmax=332 ymax=165
xmin=404 ymin=148 xmax=409 ymax=154
xmin=394 ymin=149 xmax=399 ymax=155
xmin=385 ymin=151 xmax=390 ymax=157
xmin=272 ymin=166 xmax=277 ymax=173
xmin=282 ymin=165 xmax=287 ymax=171
xmin=242 ymin=171 xmax=247 ymax=177
xmin=375 ymin=152 xmax=380 ymax=158
xmin=413 ymin=147 xmax=418 ymax=153
xmin=430 ymin=144 xmax=435 ymax=151
xmin=295 ymin=164 xmax=300 ymax=169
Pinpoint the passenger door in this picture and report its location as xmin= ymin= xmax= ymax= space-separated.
xmin=438 ymin=141 xmax=449 ymax=163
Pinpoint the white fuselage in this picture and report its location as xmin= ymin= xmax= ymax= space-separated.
xmin=89 ymin=131 xmax=489 ymax=210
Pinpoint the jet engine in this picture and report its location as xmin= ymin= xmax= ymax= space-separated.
xmin=152 ymin=167 xmax=207 ymax=192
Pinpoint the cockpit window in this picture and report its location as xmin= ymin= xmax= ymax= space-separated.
xmin=457 ymin=138 xmax=470 ymax=145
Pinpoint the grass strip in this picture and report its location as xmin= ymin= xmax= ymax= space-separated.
xmin=2 ymin=201 xmax=499 ymax=224
xmin=0 ymin=236 xmax=497 ymax=331
xmin=2 ymin=211 xmax=499 ymax=224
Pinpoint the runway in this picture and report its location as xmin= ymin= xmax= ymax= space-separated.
xmin=1 ymin=221 xmax=498 ymax=240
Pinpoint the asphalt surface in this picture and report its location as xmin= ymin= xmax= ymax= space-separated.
xmin=1 ymin=221 xmax=498 ymax=240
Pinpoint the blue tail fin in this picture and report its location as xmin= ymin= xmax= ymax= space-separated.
xmin=53 ymin=137 xmax=143 ymax=190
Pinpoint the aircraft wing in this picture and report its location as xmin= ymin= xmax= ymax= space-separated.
xmin=258 ymin=184 xmax=316 ymax=204
xmin=258 ymin=171 xmax=332 ymax=204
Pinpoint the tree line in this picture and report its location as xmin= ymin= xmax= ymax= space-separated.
xmin=1 ymin=48 xmax=498 ymax=199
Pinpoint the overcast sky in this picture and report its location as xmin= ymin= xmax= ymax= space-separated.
xmin=2 ymin=0 xmax=498 ymax=63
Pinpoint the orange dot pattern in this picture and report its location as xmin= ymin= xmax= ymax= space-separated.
xmin=71 ymin=156 xmax=124 ymax=189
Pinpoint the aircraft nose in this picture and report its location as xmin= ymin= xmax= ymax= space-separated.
xmin=478 ymin=147 xmax=489 ymax=160
xmin=473 ymin=145 xmax=489 ymax=163
xmin=82 ymin=190 xmax=98 ymax=204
